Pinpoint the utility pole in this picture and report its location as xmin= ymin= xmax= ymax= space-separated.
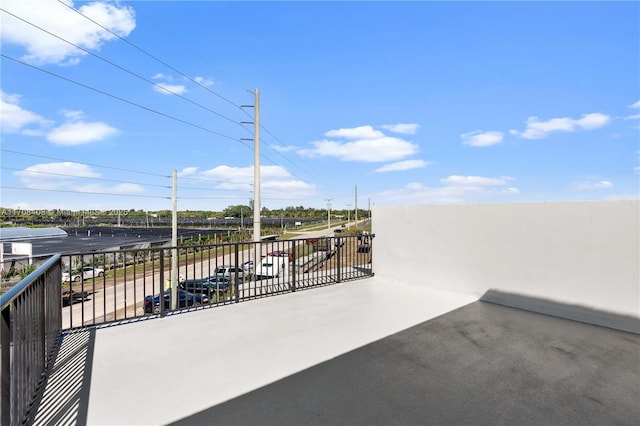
xmin=354 ymin=185 xmax=358 ymax=226
xmin=171 ymin=169 xmax=178 ymax=310
xmin=241 ymin=89 xmax=261 ymax=242
xmin=325 ymin=198 xmax=333 ymax=230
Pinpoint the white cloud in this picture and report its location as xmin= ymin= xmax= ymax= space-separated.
xmin=325 ymin=125 xmax=385 ymax=140
xmin=460 ymin=130 xmax=504 ymax=147
xmin=301 ymin=138 xmax=418 ymax=162
xmin=15 ymin=162 xmax=144 ymax=195
xmin=1 ymin=93 xmax=117 ymax=145
xmin=200 ymin=165 xmax=316 ymax=198
xmin=0 ymin=0 xmax=136 ymax=66
xmin=375 ymin=159 xmax=429 ymax=173
xmin=194 ymin=76 xmax=214 ymax=87
xmin=440 ymin=175 xmax=513 ymax=186
xmin=510 ymin=113 xmax=611 ymax=139
xmin=152 ymin=82 xmax=187 ymax=95
xmin=575 ymin=180 xmax=613 ymax=191
xmin=380 ymin=123 xmax=419 ymax=135
xmin=624 ymin=100 xmax=640 ymax=120
xmin=375 ymin=177 xmax=520 ymax=205
xmin=0 ymin=90 xmax=51 ymax=134
xmin=271 ymin=145 xmax=297 ymax=153
xmin=60 ymin=109 xmax=85 ymax=121
xmin=75 ymin=182 xmax=144 ymax=194
xmin=177 ymin=167 xmax=199 ymax=177
xmin=300 ymin=125 xmax=419 ymax=163
xmin=151 ymin=73 xmax=187 ymax=95
xmin=202 ymin=165 xmax=288 ymax=184
xmin=17 ymin=162 xmax=99 ymax=180
xmin=46 ymin=120 xmax=118 ymax=145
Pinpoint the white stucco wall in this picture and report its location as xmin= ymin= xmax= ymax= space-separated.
xmin=372 ymin=200 xmax=639 ymax=332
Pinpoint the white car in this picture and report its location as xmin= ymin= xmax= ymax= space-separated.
xmin=214 ymin=265 xmax=245 ymax=281
xmin=255 ymin=255 xmax=289 ymax=280
xmin=242 ymin=260 xmax=254 ymax=273
xmin=62 ymin=266 xmax=105 ymax=282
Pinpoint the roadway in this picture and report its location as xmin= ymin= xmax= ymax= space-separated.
xmin=60 ymin=228 xmax=346 ymax=328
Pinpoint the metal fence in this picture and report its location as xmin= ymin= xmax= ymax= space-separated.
xmin=0 ymin=234 xmax=373 ymax=424
xmin=60 ymin=234 xmax=373 ymax=330
xmin=1 ymin=255 xmax=62 ymax=426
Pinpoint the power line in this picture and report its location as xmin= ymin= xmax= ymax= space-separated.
xmin=2 ymin=149 xmax=307 ymax=197
xmin=56 ymin=0 xmax=245 ymax=111
xmin=0 ymin=166 xmax=171 ymax=189
xmin=259 ymin=127 xmax=326 ymax=183
xmin=1 ymin=6 xmax=319 ymax=183
xmin=177 ymin=175 xmax=254 ymax=186
xmin=1 ymin=4 xmax=326 ymax=195
xmin=1 ymin=186 xmax=170 ymax=199
xmin=1 ymin=149 xmax=170 ymax=178
xmin=0 ymin=54 xmax=250 ymax=147
xmin=70 ymin=0 xmax=325 ymax=186
xmin=0 ymin=7 xmax=248 ymax=130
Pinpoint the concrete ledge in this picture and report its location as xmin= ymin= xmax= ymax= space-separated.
xmin=481 ymin=289 xmax=640 ymax=334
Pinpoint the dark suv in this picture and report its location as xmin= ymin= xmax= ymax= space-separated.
xmin=179 ymin=279 xmax=228 ymax=299
xmin=144 ymin=289 xmax=208 ymax=314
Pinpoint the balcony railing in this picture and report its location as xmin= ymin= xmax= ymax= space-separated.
xmin=1 ymin=255 xmax=62 ymax=426
xmin=59 ymin=234 xmax=373 ymax=329
xmin=1 ymin=234 xmax=373 ymax=424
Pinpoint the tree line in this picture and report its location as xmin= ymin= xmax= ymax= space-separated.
xmin=1 ymin=205 xmax=369 ymax=225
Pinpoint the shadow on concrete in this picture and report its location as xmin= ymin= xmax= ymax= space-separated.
xmin=28 ymin=329 xmax=95 ymax=425
xmin=171 ymin=301 xmax=640 ymax=426
xmin=481 ymin=289 xmax=640 ymax=334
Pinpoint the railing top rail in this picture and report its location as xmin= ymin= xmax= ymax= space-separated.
xmin=0 ymin=253 xmax=61 ymax=310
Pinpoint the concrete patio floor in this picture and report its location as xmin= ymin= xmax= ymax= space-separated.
xmin=32 ymin=277 xmax=640 ymax=425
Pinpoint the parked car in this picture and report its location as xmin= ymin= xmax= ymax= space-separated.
xmin=62 ymin=266 xmax=105 ymax=282
xmin=255 ymin=255 xmax=289 ymax=280
xmin=242 ymin=260 xmax=254 ymax=273
xmin=267 ymin=251 xmax=293 ymax=262
xmin=204 ymin=275 xmax=232 ymax=291
xmin=178 ymin=279 xmax=224 ymax=299
xmin=178 ymin=276 xmax=231 ymax=299
xmin=61 ymin=289 xmax=89 ymax=306
xmin=214 ymin=265 xmax=245 ymax=281
xmin=144 ymin=289 xmax=209 ymax=314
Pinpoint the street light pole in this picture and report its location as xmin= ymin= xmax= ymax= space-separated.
xmin=241 ymin=89 xmax=261 ymax=243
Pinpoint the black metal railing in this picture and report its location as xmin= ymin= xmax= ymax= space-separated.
xmin=0 ymin=234 xmax=373 ymax=423
xmin=1 ymin=255 xmax=62 ymax=426
xmin=59 ymin=234 xmax=373 ymax=329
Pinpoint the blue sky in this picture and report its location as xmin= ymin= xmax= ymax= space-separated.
xmin=1 ymin=0 xmax=638 ymax=213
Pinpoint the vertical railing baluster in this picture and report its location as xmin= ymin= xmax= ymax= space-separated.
xmin=291 ymin=243 xmax=297 ymax=292
xmin=159 ymin=249 xmax=165 ymax=317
